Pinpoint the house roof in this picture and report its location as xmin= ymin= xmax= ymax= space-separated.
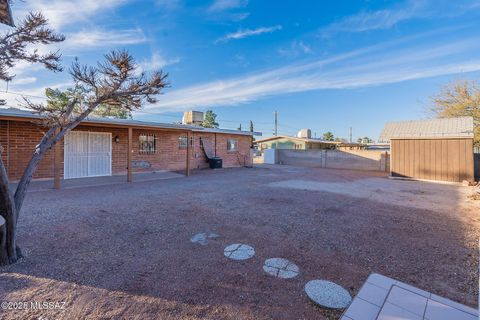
xmin=380 ymin=117 xmax=474 ymax=140
xmin=255 ymin=135 xmax=338 ymax=144
xmin=0 ymin=0 xmax=14 ymax=26
xmin=0 ymin=108 xmax=257 ymax=137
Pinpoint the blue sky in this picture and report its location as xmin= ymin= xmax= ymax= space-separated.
xmin=1 ymin=0 xmax=480 ymax=140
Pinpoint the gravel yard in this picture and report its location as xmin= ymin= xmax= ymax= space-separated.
xmin=0 ymin=165 xmax=478 ymax=319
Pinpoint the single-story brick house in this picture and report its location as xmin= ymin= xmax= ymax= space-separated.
xmin=0 ymin=108 xmax=255 ymax=187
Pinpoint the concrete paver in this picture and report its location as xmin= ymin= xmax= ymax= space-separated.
xmin=224 ymin=244 xmax=255 ymax=260
xmin=342 ymin=273 xmax=478 ymax=320
xmin=263 ymin=258 xmax=299 ymax=279
xmin=305 ymin=280 xmax=352 ymax=309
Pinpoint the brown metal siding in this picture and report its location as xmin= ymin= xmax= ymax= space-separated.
xmin=391 ymin=138 xmax=474 ymax=182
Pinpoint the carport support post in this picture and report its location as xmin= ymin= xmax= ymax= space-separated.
xmin=186 ymin=131 xmax=191 ymax=177
xmin=127 ymin=127 xmax=133 ymax=182
xmin=53 ymin=132 xmax=62 ymax=189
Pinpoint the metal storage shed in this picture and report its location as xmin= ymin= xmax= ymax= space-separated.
xmin=380 ymin=117 xmax=475 ymax=183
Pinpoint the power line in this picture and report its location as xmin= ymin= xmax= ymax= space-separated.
xmin=1 ymin=91 xmax=301 ymax=135
xmin=1 ymin=90 xmax=47 ymax=100
xmin=136 ymin=109 xmax=273 ymax=125
xmin=135 ymin=109 xmax=276 ymax=126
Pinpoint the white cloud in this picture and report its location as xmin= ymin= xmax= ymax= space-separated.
xmin=143 ymin=37 xmax=480 ymax=112
xmin=9 ymin=61 xmax=44 ymax=78
xmin=18 ymin=0 xmax=128 ymax=30
xmin=229 ymin=12 xmax=250 ymax=21
xmin=11 ymin=77 xmax=37 ymax=85
xmin=0 ymin=82 xmax=72 ymax=108
xmin=228 ymin=54 xmax=249 ymax=67
xmin=217 ymin=25 xmax=282 ymax=43
xmin=320 ymin=0 xmax=428 ymax=36
xmin=468 ymin=1 xmax=480 ymax=8
xmin=139 ymin=52 xmax=181 ymax=72
xmin=278 ymin=40 xmax=312 ymax=58
xmin=320 ymin=1 xmax=480 ymax=36
xmin=64 ymin=29 xmax=147 ymax=49
xmin=208 ymin=0 xmax=248 ymax=12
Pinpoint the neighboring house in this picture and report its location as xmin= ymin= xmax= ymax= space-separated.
xmin=364 ymin=143 xmax=390 ymax=151
xmin=336 ymin=142 xmax=368 ymax=151
xmin=0 ymin=0 xmax=14 ymax=26
xmin=255 ymin=135 xmax=338 ymax=150
xmin=380 ymin=117 xmax=475 ymax=183
xmin=0 ymin=108 xmax=254 ymax=185
xmin=336 ymin=143 xmax=390 ymax=151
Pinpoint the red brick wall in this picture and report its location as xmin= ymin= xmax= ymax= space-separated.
xmin=189 ymin=132 xmax=252 ymax=169
xmin=0 ymin=120 xmax=252 ymax=181
xmin=215 ymin=133 xmax=252 ymax=168
xmin=0 ymin=121 xmax=7 ymax=175
xmin=0 ymin=120 xmax=55 ymax=180
xmin=131 ymin=129 xmax=189 ymax=172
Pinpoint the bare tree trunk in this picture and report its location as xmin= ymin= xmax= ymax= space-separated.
xmin=0 ymin=131 xmax=55 ymax=265
xmin=14 ymin=126 xmax=57 ymax=214
xmin=0 ymin=154 xmax=18 ymax=265
xmin=0 ymin=215 xmax=8 ymax=265
xmin=0 ymin=119 xmax=85 ymax=265
xmin=14 ymin=148 xmax=48 ymax=214
xmin=0 ymin=108 xmax=93 ymax=265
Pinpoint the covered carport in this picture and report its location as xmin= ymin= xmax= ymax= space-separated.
xmin=380 ymin=117 xmax=475 ymax=183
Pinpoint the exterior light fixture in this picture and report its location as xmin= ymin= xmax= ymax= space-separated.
xmin=114 ymin=136 xmax=120 ymax=143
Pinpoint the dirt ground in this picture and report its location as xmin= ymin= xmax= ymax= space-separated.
xmin=0 ymin=165 xmax=479 ymax=320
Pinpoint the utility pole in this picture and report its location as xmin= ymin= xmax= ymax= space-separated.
xmin=274 ymin=111 xmax=278 ymax=136
xmin=349 ymin=127 xmax=352 ymax=143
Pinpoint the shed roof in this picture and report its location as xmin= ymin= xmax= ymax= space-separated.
xmin=0 ymin=107 xmax=257 ymax=136
xmin=380 ymin=117 xmax=474 ymax=140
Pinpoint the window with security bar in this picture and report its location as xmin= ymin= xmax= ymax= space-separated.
xmin=179 ymin=136 xmax=187 ymax=148
xmin=139 ymin=134 xmax=157 ymax=154
xmin=227 ymin=139 xmax=238 ymax=152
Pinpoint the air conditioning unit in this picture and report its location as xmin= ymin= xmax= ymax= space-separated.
xmin=182 ymin=111 xmax=204 ymax=125
xmin=297 ymin=128 xmax=311 ymax=139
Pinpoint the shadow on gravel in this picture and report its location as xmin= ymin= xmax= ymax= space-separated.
xmin=0 ymin=166 xmax=477 ymax=319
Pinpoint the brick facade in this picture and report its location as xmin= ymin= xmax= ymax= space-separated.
xmin=0 ymin=120 xmax=253 ymax=181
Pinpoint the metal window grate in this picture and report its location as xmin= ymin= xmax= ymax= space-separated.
xmin=178 ymin=136 xmax=188 ymax=148
xmin=227 ymin=139 xmax=238 ymax=151
xmin=139 ymin=134 xmax=157 ymax=154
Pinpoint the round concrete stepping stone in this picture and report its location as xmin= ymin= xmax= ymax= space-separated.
xmin=224 ymin=244 xmax=255 ymax=260
xmin=304 ymin=280 xmax=352 ymax=309
xmin=190 ymin=232 xmax=219 ymax=245
xmin=263 ymin=258 xmax=299 ymax=279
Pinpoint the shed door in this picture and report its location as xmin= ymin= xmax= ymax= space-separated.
xmin=64 ymin=131 xmax=112 ymax=179
xmin=390 ymin=138 xmax=474 ymax=182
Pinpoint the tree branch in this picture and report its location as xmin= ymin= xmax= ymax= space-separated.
xmin=14 ymin=49 xmax=169 ymax=220
xmin=0 ymin=12 xmax=65 ymax=82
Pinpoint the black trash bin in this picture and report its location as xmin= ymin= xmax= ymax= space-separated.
xmin=209 ymin=157 xmax=223 ymax=169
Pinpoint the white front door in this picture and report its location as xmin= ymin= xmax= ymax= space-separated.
xmin=64 ymin=131 xmax=112 ymax=179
